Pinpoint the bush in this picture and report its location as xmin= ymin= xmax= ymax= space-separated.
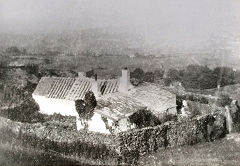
xmin=217 ymin=94 xmax=232 ymax=107
xmin=143 ymin=72 xmax=155 ymax=83
xmin=75 ymin=91 xmax=97 ymax=129
xmin=5 ymin=46 xmax=21 ymax=54
xmin=0 ymin=98 xmax=44 ymax=123
xmin=0 ymin=117 xmax=119 ymax=163
xmin=129 ymin=109 xmax=161 ymax=128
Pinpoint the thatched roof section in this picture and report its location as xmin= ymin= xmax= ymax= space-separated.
xmin=96 ymin=82 xmax=176 ymax=120
xmin=97 ymin=92 xmax=145 ymax=121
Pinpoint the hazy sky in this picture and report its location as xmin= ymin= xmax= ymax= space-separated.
xmin=1 ymin=0 xmax=240 ymax=51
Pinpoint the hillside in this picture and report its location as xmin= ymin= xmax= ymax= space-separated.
xmin=1 ymin=30 xmax=240 ymax=70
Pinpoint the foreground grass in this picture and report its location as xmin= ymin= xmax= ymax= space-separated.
xmin=0 ymin=142 xmax=87 ymax=166
xmin=0 ymin=116 xmax=118 ymax=166
xmin=139 ymin=133 xmax=240 ymax=166
xmin=2 ymin=134 xmax=240 ymax=166
xmin=1 ymin=132 xmax=240 ymax=166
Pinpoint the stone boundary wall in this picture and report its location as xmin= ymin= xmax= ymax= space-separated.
xmin=0 ymin=113 xmax=227 ymax=164
xmin=0 ymin=117 xmax=119 ymax=162
xmin=116 ymin=114 xmax=226 ymax=164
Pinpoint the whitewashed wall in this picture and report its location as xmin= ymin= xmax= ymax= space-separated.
xmin=76 ymin=112 xmax=112 ymax=134
xmin=33 ymin=95 xmax=113 ymax=134
xmin=32 ymin=95 xmax=77 ymax=116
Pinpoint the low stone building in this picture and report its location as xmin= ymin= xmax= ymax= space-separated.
xmin=33 ymin=68 xmax=177 ymax=134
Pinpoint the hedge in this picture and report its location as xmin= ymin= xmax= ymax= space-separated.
xmin=0 ymin=98 xmax=44 ymax=123
xmin=0 ymin=117 xmax=119 ymax=163
xmin=0 ymin=113 xmax=227 ymax=165
xmin=116 ymin=114 xmax=227 ymax=164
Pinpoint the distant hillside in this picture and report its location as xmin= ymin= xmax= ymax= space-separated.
xmin=0 ymin=29 xmax=145 ymax=55
xmin=1 ymin=28 xmax=240 ymax=69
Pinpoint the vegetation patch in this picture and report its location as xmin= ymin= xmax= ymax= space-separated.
xmin=0 ymin=98 xmax=44 ymax=123
xmin=0 ymin=117 xmax=119 ymax=164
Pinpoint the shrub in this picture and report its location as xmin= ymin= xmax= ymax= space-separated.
xmin=217 ymin=94 xmax=232 ymax=107
xmin=0 ymin=117 xmax=119 ymax=163
xmin=75 ymin=91 xmax=97 ymax=129
xmin=5 ymin=46 xmax=21 ymax=54
xmin=130 ymin=68 xmax=144 ymax=85
xmin=129 ymin=109 xmax=161 ymax=128
xmin=130 ymin=78 xmax=141 ymax=86
xmin=143 ymin=72 xmax=155 ymax=83
xmin=0 ymin=98 xmax=44 ymax=123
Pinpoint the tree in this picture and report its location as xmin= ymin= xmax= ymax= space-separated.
xmin=216 ymin=94 xmax=232 ymax=107
xmin=143 ymin=72 xmax=155 ymax=83
xmin=154 ymin=69 xmax=164 ymax=79
xmin=75 ymin=99 xmax=86 ymax=118
xmin=75 ymin=91 xmax=96 ymax=122
xmin=86 ymin=69 xmax=94 ymax=78
xmin=130 ymin=68 xmax=144 ymax=83
xmin=181 ymin=65 xmax=217 ymax=89
xmin=84 ymin=91 xmax=97 ymax=119
xmin=5 ymin=46 xmax=21 ymax=54
xmin=167 ymin=69 xmax=181 ymax=81
xmin=163 ymin=69 xmax=181 ymax=86
xmin=129 ymin=109 xmax=161 ymax=128
xmin=212 ymin=67 xmax=235 ymax=87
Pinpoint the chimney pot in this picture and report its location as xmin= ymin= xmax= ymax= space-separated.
xmin=91 ymin=79 xmax=99 ymax=98
xmin=118 ymin=68 xmax=130 ymax=93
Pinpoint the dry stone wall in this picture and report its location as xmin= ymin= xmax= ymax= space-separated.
xmin=117 ymin=114 xmax=227 ymax=164
xmin=0 ymin=112 xmax=227 ymax=165
xmin=0 ymin=117 xmax=119 ymax=161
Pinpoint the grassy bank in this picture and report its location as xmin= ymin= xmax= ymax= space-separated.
xmin=0 ymin=142 xmax=84 ymax=166
xmin=139 ymin=133 xmax=240 ymax=166
xmin=0 ymin=116 xmax=119 ymax=165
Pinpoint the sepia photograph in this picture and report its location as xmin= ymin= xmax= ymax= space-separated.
xmin=1 ymin=0 xmax=240 ymax=165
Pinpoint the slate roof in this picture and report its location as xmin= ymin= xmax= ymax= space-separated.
xmin=33 ymin=76 xmax=120 ymax=100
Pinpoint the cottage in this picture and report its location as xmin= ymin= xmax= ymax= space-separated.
xmin=33 ymin=68 xmax=177 ymax=134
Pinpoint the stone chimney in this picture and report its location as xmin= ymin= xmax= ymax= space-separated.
xmin=118 ymin=67 xmax=130 ymax=93
xmin=91 ymin=74 xmax=99 ymax=98
xmin=78 ymin=72 xmax=86 ymax=77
